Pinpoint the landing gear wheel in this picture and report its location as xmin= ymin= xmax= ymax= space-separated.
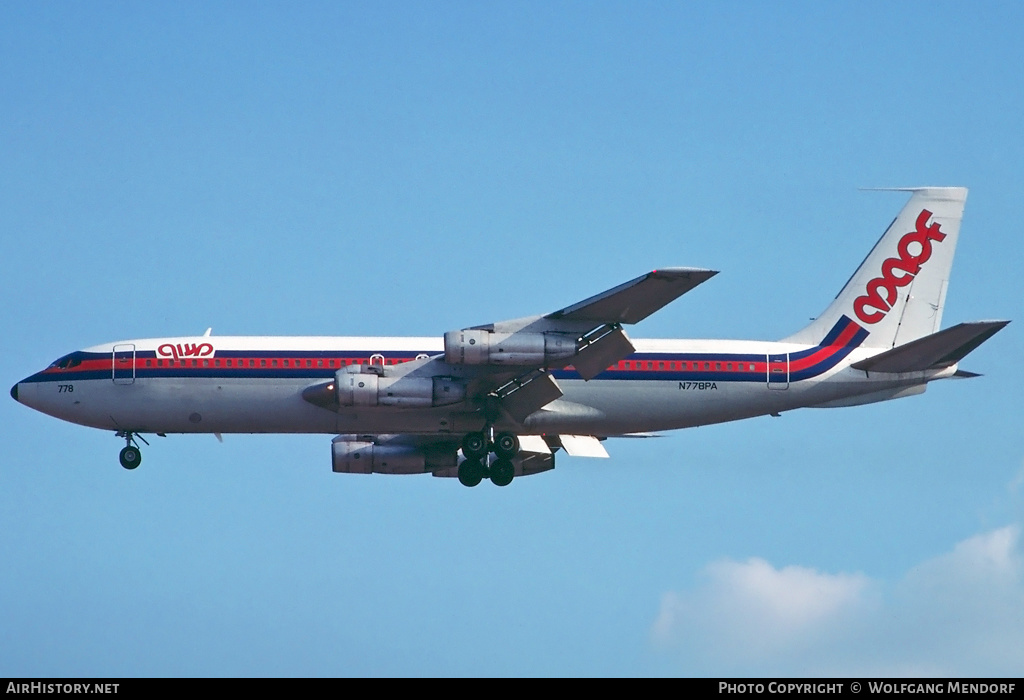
xmin=461 ymin=432 xmax=489 ymax=460
xmin=490 ymin=458 xmax=515 ymax=487
xmin=119 ymin=446 xmax=142 ymax=470
xmin=494 ymin=432 xmax=520 ymax=459
xmin=458 ymin=458 xmax=485 ymax=487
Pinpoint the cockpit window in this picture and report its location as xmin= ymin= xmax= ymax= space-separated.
xmin=49 ymin=353 xmax=82 ymax=370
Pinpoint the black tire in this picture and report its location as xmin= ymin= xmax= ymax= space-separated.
xmin=490 ymin=458 xmax=514 ymax=487
xmin=461 ymin=432 xmax=489 ymax=459
xmin=494 ymin=432 xmax=520 ymax=459
xmin=119 ymin=446 xmax=142 ymax=470
xmin=458 ymin=458 xmax=484 ymax=487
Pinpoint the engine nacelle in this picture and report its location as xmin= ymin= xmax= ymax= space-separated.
xmin=304 ymin=366 xmax=466 ymax=409
xmin=331 ymin=438 xmax=457 ymax=475
xmin=443 ymin=330 xmax=577 ymax=366
xmin=332 ymin=440 xmax=424 ymax=474
xmin=335 ymin=367 xmax=466 ymax=408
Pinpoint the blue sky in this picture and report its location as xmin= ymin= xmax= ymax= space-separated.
xmin=2 ymin=1 xmax=1022 ymax=677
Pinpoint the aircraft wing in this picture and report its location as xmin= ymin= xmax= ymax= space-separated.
xmin=442 ymin=267 xmax=717 ymax=419
xmin=545 ymin=268 xmax=718 ymax=325
xmin=305 ymin=267 xmax=716 ymax=424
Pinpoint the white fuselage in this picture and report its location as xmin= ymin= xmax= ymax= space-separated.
xmin=13 ymin=324 xmax=949 ymax=439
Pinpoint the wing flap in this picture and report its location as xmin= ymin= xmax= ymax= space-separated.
xmin=559 ymin=434 xmax=610 ymax=458
xmin=573 ymin=325 xmax=636 ymax=380
xmin=851 ymin=320 xmax=1009 ymax=373
xmin=498 ymin=370 xmax=564 ymax=422
xmin=518 ymin=435 xmax=552 ymax=454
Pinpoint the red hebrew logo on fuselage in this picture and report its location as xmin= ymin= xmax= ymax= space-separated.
xmin=157 ymin=343 xmax=215 ymax=361
xmin=853 ymin=209 xmax=946 ymax=324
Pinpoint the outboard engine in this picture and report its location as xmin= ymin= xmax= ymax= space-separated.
xmin=443 ymin=330 xmax=577 ymax=366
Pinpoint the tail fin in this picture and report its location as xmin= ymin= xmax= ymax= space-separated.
xmin=785 ymin=187 xmax=968 ymax=349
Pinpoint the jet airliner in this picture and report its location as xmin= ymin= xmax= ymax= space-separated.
xmin=11 ymin=188 xmax=1008 ymax=487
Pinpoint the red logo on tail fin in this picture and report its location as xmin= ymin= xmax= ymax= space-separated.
xmin=853 ymin=210 xmax=946 ymax=324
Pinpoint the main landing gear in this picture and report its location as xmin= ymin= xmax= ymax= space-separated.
xmin=458 ymin=430 xmax=520 ymax=488
xmin=116 ymin=431 xmax=148 ymax=470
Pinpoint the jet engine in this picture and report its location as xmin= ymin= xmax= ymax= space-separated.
xmin=303 ymin=365 xmax=465 ymax=410
xmin=443 ymin=330 xmax=577 ymax=366
xmin=331 ymin=437 xmax=457 ymax=474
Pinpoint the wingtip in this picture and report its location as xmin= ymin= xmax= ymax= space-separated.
xmin=954 ymin=369 xmax=983 ymax=379
xmin=650 ymin=267 xmax=719 ymax=277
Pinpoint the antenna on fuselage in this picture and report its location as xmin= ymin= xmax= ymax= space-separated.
xmin=203 ymin=327 xmax=212 ymax=337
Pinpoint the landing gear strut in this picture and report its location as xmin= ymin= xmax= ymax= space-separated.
xmin=116 ymin=431 xmax=147 ymax=470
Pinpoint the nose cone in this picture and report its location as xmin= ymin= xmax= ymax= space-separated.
xmin=10 ymin=383 xmax=18 ymax=402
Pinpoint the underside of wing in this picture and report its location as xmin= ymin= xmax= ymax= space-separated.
xmin=545 ymin=268 xmax=718 ymax=325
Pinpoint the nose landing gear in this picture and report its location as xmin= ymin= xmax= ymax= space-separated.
xmin=115 ymin=431 xmax=148 ymax=470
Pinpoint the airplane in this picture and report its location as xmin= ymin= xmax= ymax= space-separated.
xmin=11 ymin=187 xmax=1009 ymax=487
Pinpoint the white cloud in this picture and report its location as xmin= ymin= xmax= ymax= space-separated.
xmin=653 ymin=526 xmax=1024 ymax=676
xmin=652 ymin=558 xmax=873 ymax=662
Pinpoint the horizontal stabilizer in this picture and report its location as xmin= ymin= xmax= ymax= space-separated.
xmin=852 ymin=321 xmax=1009 ymax=373
xmin=546 ymin=268 xmax=717 ymax=325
